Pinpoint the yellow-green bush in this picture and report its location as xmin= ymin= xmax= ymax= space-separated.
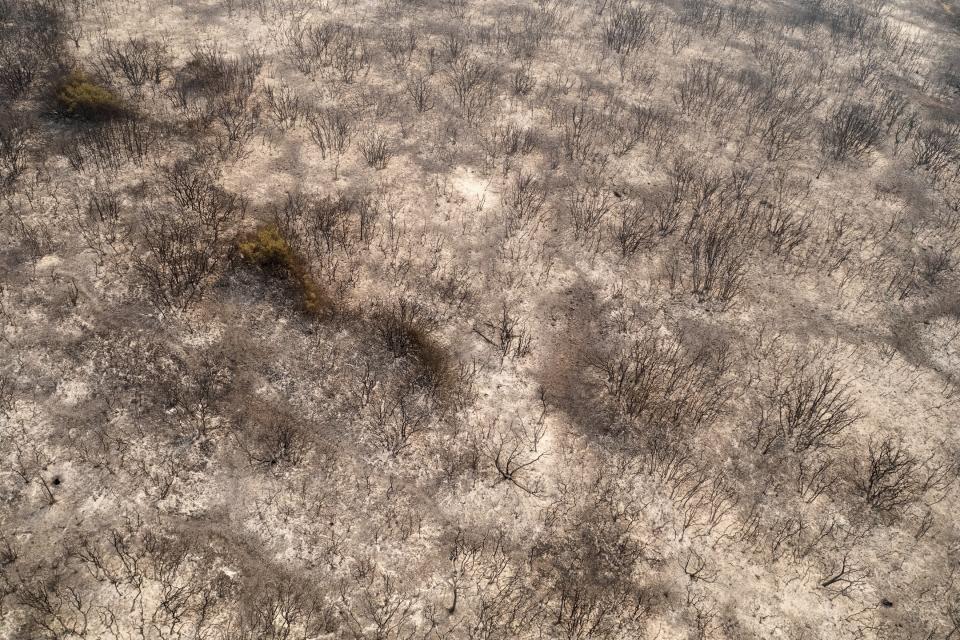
xmin=238 ymin=225 xmax=333 ymax=318
xmin=238 ymin=225 xmax=294 ymax=270
xmin=56 ymin=72 xmax=124 ymax=121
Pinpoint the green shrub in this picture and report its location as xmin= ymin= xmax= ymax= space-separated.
xmin=55 ymin=72 xmax=124 ymax=121
xmin=238 ymin=224 xmax=334 ymax=318
xmin=238 ymin=225 xmax=294 ymax=271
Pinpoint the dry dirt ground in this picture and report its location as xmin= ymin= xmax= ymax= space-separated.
xmin=2 ymin=0 xmax=960 ymax=637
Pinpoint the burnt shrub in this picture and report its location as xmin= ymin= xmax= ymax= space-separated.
xmin=135 ymin=161 xmax=244 ymax=310
xmin=912 ymin=123 xmax=960 ymax=181
xmin=0 ymin=111 xmax=33 ymax=193
xmin=170 ymin=46 xmax=262 ymax=124
xmin=100 ymin=37 xmax=169 ymax=90
xmin=854 ymin=436 xmax=951 ymax=514
xmin=371 ymin=299 xmax=451 ymax=391
xmin=372 ymin=299 xmax=438 ymax=357
xmin=821 ymin=101 xmax=883 ymax=161
xmin=60 ymin=114 xmax=164 ymax=172
xmin=0 ymin=0 xmax=67 ymax=99
xmin=234 ymin=404 xmax=310 ymax=470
